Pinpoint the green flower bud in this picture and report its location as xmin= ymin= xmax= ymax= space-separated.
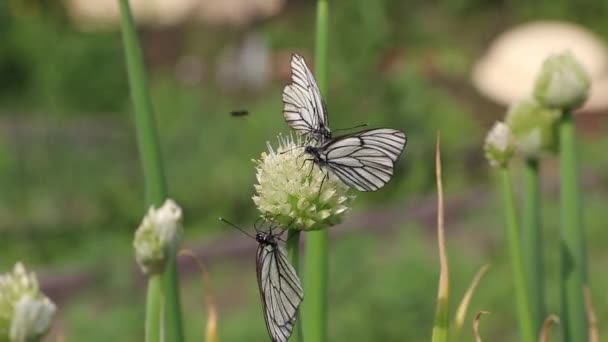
xmin=0 ymin=262 xmax=56 ymax=342
xmin=505 ymin=97 xmax=561 ymax=158
xmin=533 ymin=51 xmax=590 ymax=109
xmin=133 ymin=199 xmax=183 ymax=274
xmin=253 ymin=135 xmax=353 ymax=231
xmin=484 ymin=121 xmax=515 ymax=168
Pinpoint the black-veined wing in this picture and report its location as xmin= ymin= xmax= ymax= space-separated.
xmin=310 ymin=128 xmax=407 ymax=192
xmin=256 ymin=234 xmax=304 ymax=342
xmin=282 ymin=54 xmax=330 ymax=142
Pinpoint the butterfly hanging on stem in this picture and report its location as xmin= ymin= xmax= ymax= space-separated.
xmin=282 ymin=54 xmax=408 ymax=192
xmin=219 ymin=216 xmax=303 ymax=342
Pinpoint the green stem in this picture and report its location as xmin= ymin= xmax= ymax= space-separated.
xmin=163 ymin=250 xmax=184 ymax=342
xmin=500 ymin=169 xmax=535 ymax=342
xmin=118 ymin=1 xmax=183 ymax=341
xmin=303 ymin=1 xmax=329 ymax=342
xmin=287 ymin=230 xmax=302 ymax=342
xmin=522 ymin=158 xmax=544 ymax=337
xmin=559 ymin=110 xmax=588 ymax=342
xmin=118 ymin=0 xmax=166 ymax=205
xmin=145 ymin=275 xmax=163 ymax=342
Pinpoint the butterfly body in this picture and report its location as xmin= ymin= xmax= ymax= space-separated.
xmin=255 ymin=231 xmax=277 ymax=247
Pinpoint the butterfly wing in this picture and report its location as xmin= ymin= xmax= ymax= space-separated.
xmin=256 ymin=242 xmax=304 ymax=342
xmin=319 ymin=128 xmax=407 ymax=192
xmin=282 ymin=54 xmax=329 ymax=141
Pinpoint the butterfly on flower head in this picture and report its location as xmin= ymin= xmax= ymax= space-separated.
xmin=282 ymin=54 xmax=407 ymax=192
xmin=219 ymin=217 xmax=303 ymax=342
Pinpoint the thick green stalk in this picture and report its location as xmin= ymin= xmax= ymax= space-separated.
xmin=500 ymin=169 xmax=535 ymax=342
xmin=162 ymin=251 xmax=184 ymax=342
xmin=303 ymin=2 xmax=329 ymax=341
xmin=145 ymin=275 xmax=163 ymax=342
xmin=559 ymin=110 xmax=588 ymax=342
xmin=522 ymin=158 xmax=544 ymax=336
xmin=118 ymin=1 xmax=183 ymax=341
xmin=118 ymin=0 xmax=166 ymax=204
xmin=287 ymin=230 xmax=302 ymax=342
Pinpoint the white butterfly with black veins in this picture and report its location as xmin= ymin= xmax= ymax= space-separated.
xmin=282 ymin=54 xmax=407 ymax=192
xmin=219 ymin=218 xmax=303 ymax=342
xmin=282 ymin=54 xmax=331 ymax=143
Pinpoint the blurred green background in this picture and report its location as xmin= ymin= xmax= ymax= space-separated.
xmin=1 ymin=0 xmax=608 ymax=341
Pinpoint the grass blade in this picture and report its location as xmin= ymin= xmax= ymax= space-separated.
xmin=473 ymin=311 xmax=490 ymax=342
xmin=452 ymin=264 xmax=490 ymax=339
xmin=178 ymin=250 xmax=218 ymax=342
xmin=583 ymin=287 xmax=598 ymax=342
xmin=431 ymin=134 xmax=449 ymax=342
xmin=539 ymin=315 xmax=560 ymax=342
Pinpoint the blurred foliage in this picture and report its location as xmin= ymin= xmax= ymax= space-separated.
xmin=0 ymin=0 xmax=608 ymax=340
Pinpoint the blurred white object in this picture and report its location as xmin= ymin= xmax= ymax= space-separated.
xmin=472 ymin=21 xmax=608 ymax=111
xmin=66 ymin=0 xmax=195 ymax=28
xmin=65 ymin=0 xmax=285 ymax=28
xmin=197 ymin=0 xmax=285 ymax=26
xmin=217 ymin=33 xmax=271 ymax=91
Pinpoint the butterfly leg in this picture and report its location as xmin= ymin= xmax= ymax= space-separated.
xmin=305 ymin=160 xmax=317 ymax=179
xmin=317 ymin=170 xmax=328 ymax=195
xmin=297 ymin=154 xmax=313 ymax=171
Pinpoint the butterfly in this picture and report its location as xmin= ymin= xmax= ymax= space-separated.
xmin=219 ymin=217 xmax=303 ymax=342
xmin=282 ymin=54 xmax=331 ymax=143
xmin=282 ymin=54 xmax=407 ymax=192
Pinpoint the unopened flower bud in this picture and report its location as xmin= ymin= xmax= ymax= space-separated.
xmin=0 ymin=262 xmax=56 ymax=342
xmin=484 ymin=121 xmax=515 ymax=168
xmin=133 ymin=199 xmax=183 ymax=274
xmin=505 ymin=97 xmax=560 ymax=158
xmin=534 ymin=51 xmax=590 ymax=109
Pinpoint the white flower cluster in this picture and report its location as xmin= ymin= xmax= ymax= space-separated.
xmin=0 ymin=262 xmax=56 ymax=342
xmin=253 ymin=135 xmax=352 ymax=231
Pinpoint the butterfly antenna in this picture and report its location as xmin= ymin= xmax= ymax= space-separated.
xmin=219 ymin=217 xmax=255 ymax=239
xmin=332 ymin=123 xmax=368 ymax=133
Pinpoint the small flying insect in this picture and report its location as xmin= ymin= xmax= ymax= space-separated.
xmin=230 ymin=110 xmax=250 ymax=117
xmin=219 ymin=217 xmax=303 ymax=342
